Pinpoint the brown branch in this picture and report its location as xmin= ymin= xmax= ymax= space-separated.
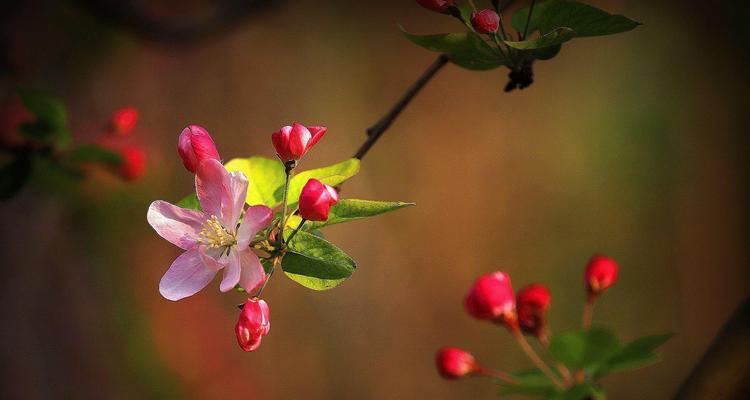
xmin=353 ymin=53 xmax=449 ymax=160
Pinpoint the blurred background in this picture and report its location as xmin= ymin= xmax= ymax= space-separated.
xmin=1 ymin=0 xmax=749 ymax=398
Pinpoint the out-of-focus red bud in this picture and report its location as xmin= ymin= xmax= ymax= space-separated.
xmin=0 ymin=97 xmax=34 ymax=149
xmin=119 ymin=145 xmax=146 ymax=181
xmin=585 ymin=255 xmax=619 ymax=296
xmin=464 ymin=272 xmax=516 ymax=326
xmin=177 ymin=125 xmax=221 ymax=173
xmin=235 ymin=298 xmax=271 ymax=352
xmin=416 ymin=0 xmax=455 ymax=13
xmin=271 ymin=123 xmax=327 ymax=164
xmin=435 ymin=347 xmax=476 ymax=379
xmin=298 ymin=178 xmax=339 ymax=222
xmin=109 ymin=107 xmax=139 ymax=135
xmin=471 ymin=9 xmax=500 ymax=34
xmin=516 ymin=284 xmax=551 ymax=337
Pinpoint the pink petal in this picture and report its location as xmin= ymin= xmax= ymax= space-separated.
xmin=198 ymin=245 xmax=227 ymax=272
xmin=147 ymin=200 xmax=205 ymax=250
xmin=236 ymin=205 xmax=273 ymax=247
xmin=288 ymin=123 xmax=311 ymax=158
xmin=225 ymin=170 xmax=249 ymax=227
xmin=159 ymin=247 xmax=218 ymax=301
xmin=306 ymin=126 xmax=327 ymax=149
xmin=220 ymin=249 xmax=241 ymax=292
xmin=195 ymin=159 xmax=248 ymax=227
xmin=238 ymin=248 xmax=266 ymax=293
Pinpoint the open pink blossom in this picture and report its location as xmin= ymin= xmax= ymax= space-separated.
xmin=147 ymin=159 xmax=272 ymax=301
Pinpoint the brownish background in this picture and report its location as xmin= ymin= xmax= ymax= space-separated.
xmin=1 ymin=0 xmax=749 ymax=399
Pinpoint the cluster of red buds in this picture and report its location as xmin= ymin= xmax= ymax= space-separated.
xmin=166 ymin=121 xmax=339 ymax=352
xmin=102 ymin=107 xmax=146 ymax=181
xmin=436 ymin=255 xmax=618 ymax=382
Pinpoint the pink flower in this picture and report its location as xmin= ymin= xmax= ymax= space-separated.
xmin=585 ymin=254 xmax=619 ymax=295
xmin=471 ymin=9 xmax=500 ymax=34
xmin=177 ymin=125 xmax=221 ymax=173
xmin=298 ymin=178 xmax=339 ymax=222
xmin=416 ymin=0 xmax=455 ymax=14
xmin=109 ymin=107 xmax=139 ymax=135
xmin=435 ymin=347 xmax=476 ymax=379
xmin=147 ymin=159 xmax=272 ymax=301
xmin=516 ymin=284 xmax=551 ymax=337
xmin=464 ymin=272 xmax=516 ymax=325
xmin=271 ymin=123 xmax=327 ymax=163
xmin=235 ymin=297 xmax=271 ymax=352
xmin=119 ymin=145 xmax=146 ymax=181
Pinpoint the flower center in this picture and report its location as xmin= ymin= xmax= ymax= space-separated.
xmin=198 ymin=215 xmax=236 ymax=248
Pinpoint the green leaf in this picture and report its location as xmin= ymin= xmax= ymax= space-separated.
xmin=176 ymin=193 xmax=201 ymax=211
xmin=286 ymin=159 xmax=360 ymax=209
xmin=0 ymin=153 xmax=32 ymax=200
xmin=401 ymin=27 xmax=510 ymax=70
xmin=282 ymin=230 xmax=357 ymax=290
xmin=534 ymin=44 xmax=562 ymax=60
xmin=225 ymin=156 xmax=286 ymax=207
xmin=512 ymin=0 xmax=640 ymax=38
xmin=597 ymin=333 xmax=673 ymax=376
xmin=549 ymin=328 xmax=619 ymax=370
xmin=69 ymin=144 xmax=123 ymax=165
xmin=309 ymin=199 xmax=415 ymax=229
xmin=498 ymin=369 xmax=556 ymax=396
xmin=504 ymin=27 xmax=575 ymax=50
xmin=546 ymin=383 xmax=606 ymax=400
xmin=18 ymin=90 xmax=70 ymax=147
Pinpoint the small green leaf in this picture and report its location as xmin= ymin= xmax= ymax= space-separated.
xmin=504 ymin=27 xmax=575 ymax=50
xmin=176 ymin=193 xmax=201 ymax=211
xmin=69 ymin=144 xmax=123 ymax=165
xmin=282 ymin=230 xmax=357 ymax=290
xmin=597 ymin=333 xmax=673 ymax=375
xmin=401 ymin=27 xmax=510 ymax=70
xmin=0 ymin=153 xmax=32 ymax=200
xmin=18 ymin=90 xmax=70 ymax=147
xmin=498 ymin=369 xmax=556 ymax=396
xmin=547 ymin=383 xmax=606 ymax=400
xmin=286 ymin=159 xmax=360 ymax=209
xmin=309 ymin=199 xmax=415 ymax=229
xmin=512 ymin=0 xmax=640 ymax=38
xmin=225 ymin=156 xmax=286 ymax=207
xmin=549 ymin=328 xmax=619 ymax=370
xmin=534 ymin=44 xmax=562 ymax=60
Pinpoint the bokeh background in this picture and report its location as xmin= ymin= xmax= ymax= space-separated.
xmin=1 ymin=0 xmax=749 ymax=399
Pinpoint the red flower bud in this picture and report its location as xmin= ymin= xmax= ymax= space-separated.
xmin=118 ymin=145 xmax=146 ymax=181
xmin=416 ymin=0 xmax=455 ymax=13
xmin=298 ymin=178 xmax=339 ymax=222
xmin=471 ymin=9 xmax=500 ymax=34
xmin=464 ymin=272 xmax=516 ymax=325
xmin=435 ymin=347 xmax=476 ymax=379
xmin=271 ymin=123 xmax=327 ymax=163
xmin=177 ymin=125 xmax=221 ymax=173
xmin=516 ymin=284 xmax=551 ymax=337
xmin=109 ymin=107 xmax=139 ymax=135
xmin=585 ymin=255 xmax=619 ymax=295
xmin=235 ymin=298 xmax=271 ymax=352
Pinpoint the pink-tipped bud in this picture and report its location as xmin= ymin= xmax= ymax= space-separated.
xmin=235 ymin=298 xmax=271 ymax=352
xmin=177 ymin=125 xmax=221 ymax=173
xmin=271 ymin=123 xmax=327 ymax=164
xmin=516 ymin=284 xmax=551 ymax=337
xmin=298 ymin=178 xmax=339 ymax=222
xmin=464 ymin=272 xmax=516 ymax=326
xmin=416 ymin=0 xmax=455 ymax=14
xmin=118 ymin=145 xmax=146 ymax=181
xmin=585 ymin=255 xmax=619 ymax=296
xmin=470 ymin=9 xmax=500 ymax=34
xmin=109 ymin=107 xmax=139 ymax=135
xmin=436 ymin=347 xmax=476 ymax=379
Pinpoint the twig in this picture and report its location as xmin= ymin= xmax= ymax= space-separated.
xmin=522 ymin=0 xmax=537 ymax=40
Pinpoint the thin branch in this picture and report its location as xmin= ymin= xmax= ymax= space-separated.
xmin=522 ymin=0 xmax=537 ymax=40
xmin=353 ymin=53 xmax=449 ymax=160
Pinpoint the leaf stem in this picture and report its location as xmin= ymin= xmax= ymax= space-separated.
xmin=353 ymin=53 xmax=449 ymax=160
xmin=511 ymin=325 xmax=565 ymax=388
xmin=522 ymin=0 xmax=537 ymax=40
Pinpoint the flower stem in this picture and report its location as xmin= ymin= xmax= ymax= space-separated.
xmin=521 ymin=0 xmax=537 ymax=40
xmin=285 ymin=218 xmax=307 ymax=245
xmin=475 ymin=366 xmax=519 ymax=384
xmin=278 ymin=163 xmax=293 ymax=244
xmin=256 ymin=256 xmax=281 ymax=297
xmin=582 ymin=295 xmax=595 ymax=330
xmin=511 ymin=325 xmax=564 ymax=388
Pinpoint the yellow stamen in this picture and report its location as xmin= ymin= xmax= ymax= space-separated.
xmin=197 ymin=215 xmax=236 ymax=248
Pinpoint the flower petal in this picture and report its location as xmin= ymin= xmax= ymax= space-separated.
xmin=147 ymin=200 xmax=205 ymax=250
xmin=198 ymin=245 xmax=227 ymax=272
xmin=306 ymin=125 xmax=327 ymax=149
xmin=238 ymin=248 xmax=266 ymax=293
xmin=225 ymin=171 xmax=248 ymax=227
xmin=237 ymin=205 xmax=273 ymax=247
xmin=220 ymin=249 xmax=241 ymax=292
xmin=195 ymin=159 xmax=248 ymax=227
xmin=159 ymin=247 xmax=218 ymax=301
xmin=288 ymin=123 xmax=311 ymax=158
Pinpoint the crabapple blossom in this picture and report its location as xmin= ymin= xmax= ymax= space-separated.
xmin=235 ymin=297 xmax=271 ymax=352
xmin=436 ymin=347 xmax=476 ymax=379
xmin=177 ymin=125 xmax=221 ymax=173
xmin=585 ymin=255 xmax=619 ymax=295
xmin=464 ymin=271 xmax=516 ymax=325
xmin=298 ymin=178 xmax=339 ymax=222
xmin=516 ymin=284 xmax=551 ymax=337
xmin=471 ymin=9 xmax=500 ymax=34
xmin=271 ymin=122 xmax=327 ymax=164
